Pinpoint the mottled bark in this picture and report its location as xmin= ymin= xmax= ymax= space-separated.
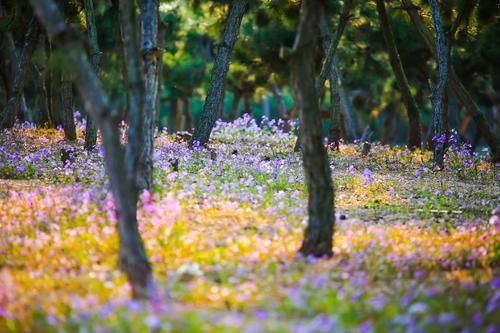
xmin=429 ymin=0 xmax=448 ymax=168
xmin=120 ymin=0 xmax=144 ymax=196
xmin=60 ymin=73 xmax=76 ymax=141
xmin=191 ymin=0 xmax=249 ymax=147
xmin=291 ymin=0 xmax=334 ymax=257
xmin=139 ymin=0 xmax=160 ymax=190
xmin=83 ymin=0 xmax=101 ymax=150
xmin=1 ymin=17 xmax=38 ymax=128
xmin=402 ymin=0 xmax=500 ymax=159
xmin=376 ymin=0 xmax=421 ymax=149
xmin=29 ymin=0 xmax=153 ymax=299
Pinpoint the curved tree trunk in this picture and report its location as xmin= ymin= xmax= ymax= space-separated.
xmin=191 ymin=0 xmax=249 ymax=147
xmin=30 ymin=0 xmax=153 ymax=299
xmin=83 ymin=0 xmax=101 ymax=150
xmin=291 ymin=0 xmax=334 ymax=257
xmin=376 ymin=0 xmax=421 ymax=149
xmin=139 ymin=0 xmax=161 ymax=190
xmin=429 ymin=0 xmax=448 ymax=168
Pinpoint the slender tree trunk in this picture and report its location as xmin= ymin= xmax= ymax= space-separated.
xmin=29 ymin=0 xmax=154 ymax=299
xmin=243 ymin=95 xmax=251 ymax=115
xmin=119 ymin=0 xmax=144 ymax=196
xmin=46 ymin=39 xmax=58 ymax=128
xmin=291 ymin=0 xmax=334 ymax=257
xmin=60 ymin=72 xmax=76 ymax=141
xmin=191 ymin=0 xmax=249 ymax=147
xmin=83 ymin=0 xmax=101 ymax=150
xmin=228 ymin=90 xmax=242 ymax=121
xmin=402 ymin=0 xmax=500 ymax=160
xmin=139 ymin=0 xmax=161 ymax=190
xmin=429 ymin=0 xmax=448 ymax=168
xmin=182 ymin=97 xmax=193 ymax=132
xmin=1 ymin=17 xmax=38 ymax=128
xmin=376 ymin=0 xmax=421 ymax=149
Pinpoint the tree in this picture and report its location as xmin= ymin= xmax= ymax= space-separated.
xmin=428 ymin=0 xmax=448 ymax=168
xmin=375 ymin=0 xmax=421 ymax=149
xmin=83 ymin=0 xmax=101 ymax=151
xmin=290 ymin=0 xmax=334 ymax=257
xmin=402 ymin=0 xmax=500 ymax=161
xmin=0 ymin=15 xmax=38 ymax=129
xmin=139 ymin=0 xmax=161 ymax=190
xmin=191 ymin=0 xmax=249 ymax=147
xmin=29 ymin=0 xmax=154 ymax=299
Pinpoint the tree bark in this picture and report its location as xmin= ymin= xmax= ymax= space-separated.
xmin=1 ymin=16 xmax=39 ymax=128
xmin=29 ymin=0 xmax=153 ymax=299
xmin=191 ymin=0 xmax=249 ymax=147
xmin=429 ymin=0 xmax=448 ymax=168
xmin=402 ymin=0 xmax=500 ymax=159
xmin=119 ymin=0 xmax=144 ymax=197
xmin=139 ymin=0 xmax=161 ymax=190
xmin=83 ymin=0 xmax=101 ymax=151
xmin=291 ymin=0 xmax=334 ymax=257
xmin=168 ymin=99 xmax=180 ymax=133
xmin=376 ymin=0 xmax=421 ymax=149
xmin=60 ymin=73 xmax=76 ymax=141
xmin=270 ymin=82 xmax=287 ymax=119
xmin=335 ymin=58 xmax=358 ymax=141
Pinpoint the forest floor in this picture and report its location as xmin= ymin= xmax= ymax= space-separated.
xmin=0 ymin=116 xmax=499 ymax=332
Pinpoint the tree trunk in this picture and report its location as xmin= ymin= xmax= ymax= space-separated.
xmin=29 ymin=0 xmax=154 ymax=299
xmin=1 ymin=17 xmax=39 ymax=129
xmin=376 ymin=0 xmax=421 ymax=149
xmin=402 ymin=0 xmax=500 ymax=159
xmin=139 ymin=0 xmax=161 ymax=190
xmin=119 ymin=0 xmax=144 ymax=197
xmin=270 ymin=82 xmax=286 ymax=119
xmin=243 ymin=95 xmax=252 ymax=115
xmin=228 ymin=90 xmax=242 ymax=121
xmin=429 ymin=0 xmax=448 ymax=168
xmin=182 ymin=97 xmax=193 ymax=132
xmin=83 ymin=0 xmax=101 ymax=151
xmin=191 ymin=0 xmax=249 ymax=147
xmin=60 ymin=73 xmax=76 ymax=141
xmin=291 ymin=0 xmax=334 ymax=257
xmin=336 ymin=59 xmax=358 ymax=141
xmin=316 ymin=0 xmax=352 ymax=92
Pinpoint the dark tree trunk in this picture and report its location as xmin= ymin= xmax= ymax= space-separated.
xmin=139 ymin=0 xmax=161 ymax=190
xmin=83 ymin=0 xmax=101 ymax=151
xmin=191 ymin=0 xmax=249 ymax=147
xmin=403 ymin=0 xmax=500 ymax=159
xmin=46 ymin=39 xmax=58 ymax=127
xmin=336 ymin=59 xmax=358 ymax=141
xmin=376 ymin=0 xmax=421 ymax=149
xmin=119 ymin=0 xmax=144 ymax=197
xmin=228 ymin=90 xmax=242 ymax=121
xmin=429 ymin=0 xmax=448 ymax=168
xmin=182 ymin=97 xmax=193 ymax=132
xmin=1 ymin=17 xmax=39 ymax=128
xmin=60 ymin=73 xmax=76 ymax=141
xmin=29 ymin=0 xmax=154 ymax=299
xmin=291 ymin=0 xmax=334 ymax=257
xmin=317 ymin=5 xmax=352 ymax=148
